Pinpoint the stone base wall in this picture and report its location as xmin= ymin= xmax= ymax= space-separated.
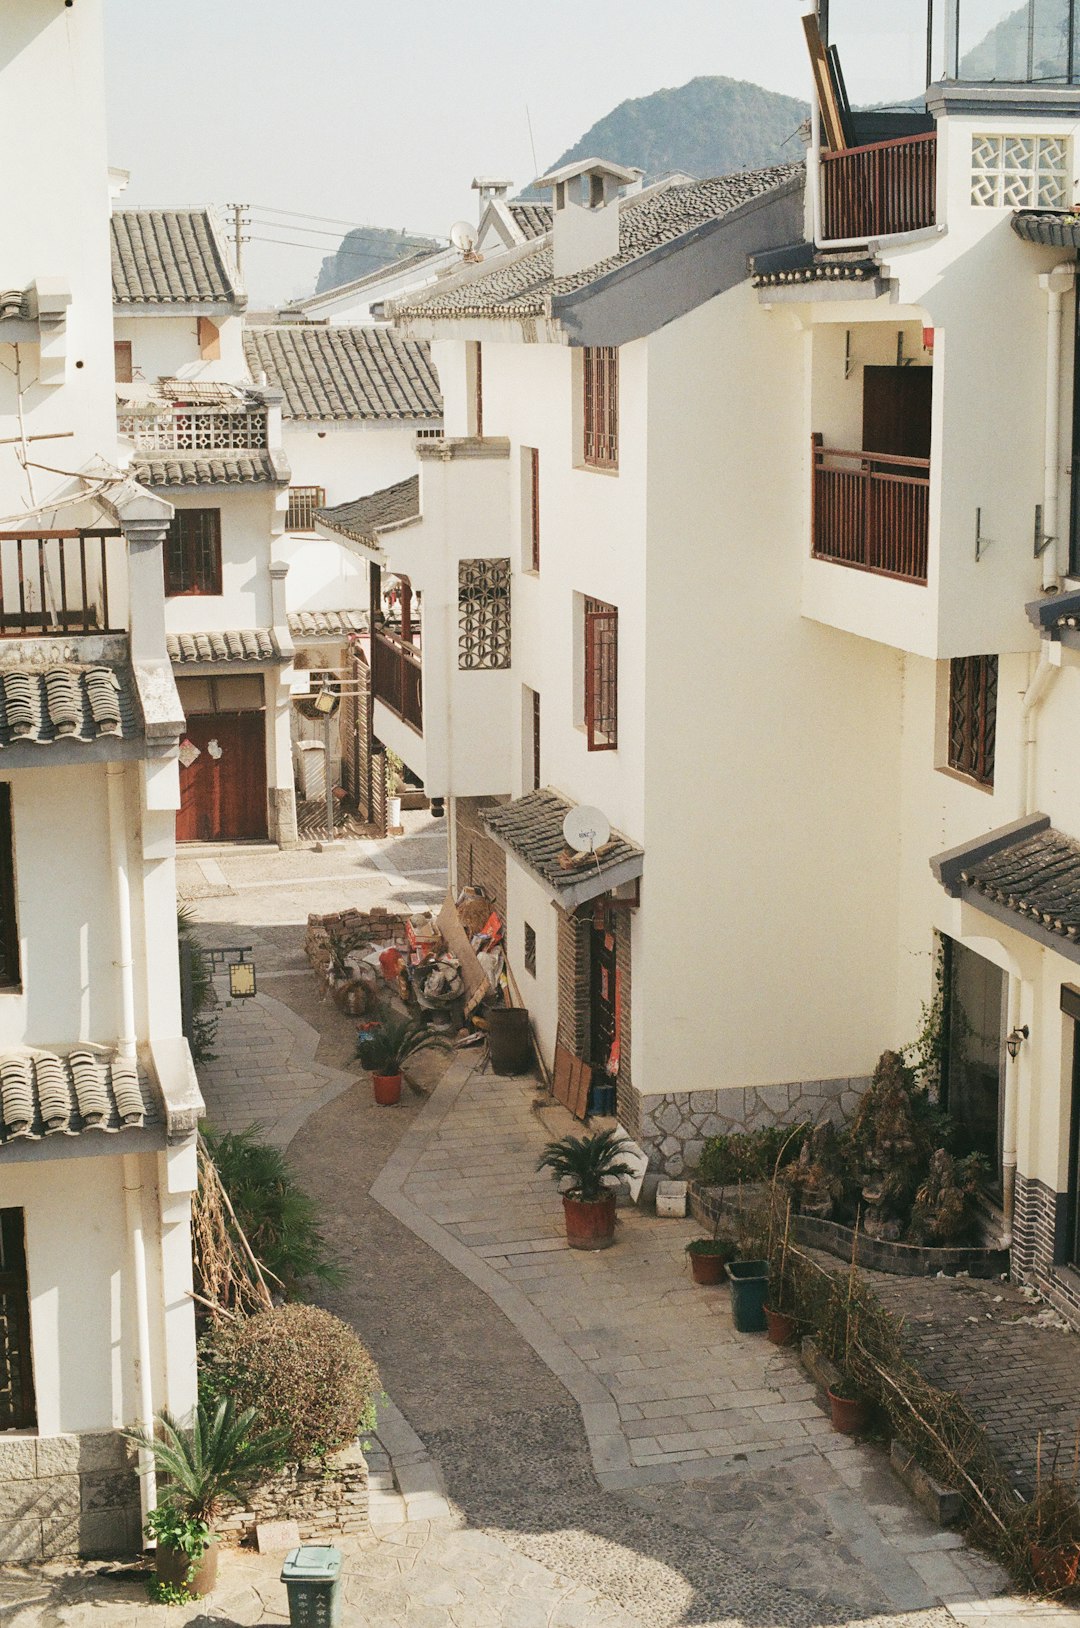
xmin=217 ymin=1440 xmax=368 ymax=1546
xmin=629 ymin=1077 xmax=868 ymax=1177
xmin=1012 ymin=1171 xmax=1080 ymax=1329
xmin=0 ymin=1431 xmax=141 ymax=1563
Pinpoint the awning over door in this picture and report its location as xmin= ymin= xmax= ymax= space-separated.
xmin=483 ymin=787 xmax=643 ymax=911
xmin=931 ymin=813 xmax=1080 ymax=964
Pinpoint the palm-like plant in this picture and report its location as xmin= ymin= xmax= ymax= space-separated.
xmin=537 ymin=1128 xmax=636 ymax=1203
xmin=200 ymin=1124 xmax=342 ymax=1295
xmin=356 ymin=1012 xmax=451 ymax=1076
xmin=127 ymin=1397 xmax=289 ymax=1525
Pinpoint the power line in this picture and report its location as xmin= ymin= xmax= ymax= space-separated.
xmin=250 ymin=202 xmax=447 ymax=240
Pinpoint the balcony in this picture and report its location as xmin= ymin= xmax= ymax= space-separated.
xmin=821 ymin=133 xmax=937 ymax=241
xmin=0 ymin=530 xmax=126 ymax=635
xmin=371 ymin=628 xmax=422 ymax=735
xmin=117 ymin=403 xmax=268 ymax=453
xmin=812 ymin=438 xmax=930 ymax=585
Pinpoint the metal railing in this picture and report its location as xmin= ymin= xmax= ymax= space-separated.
xmin=811 ymin=439 xmax=930 ymax=584
xmin=371 ymin=628 xmax=422 ymax=734
xmin=821 ymin=132 xmax=937 ymax=241
xmin=117 ymin=406 xmax=268 ymax=452
xmin=0 ymin=530 xmax=126 ymax=635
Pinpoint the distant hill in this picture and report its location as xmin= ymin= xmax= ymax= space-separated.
xmin=315 ymin=226 xmax=440 ymax=296
xmin=546 ymin=75 xmax=808 ymax=185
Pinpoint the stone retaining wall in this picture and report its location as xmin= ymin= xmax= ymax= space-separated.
xmin=217 ymin=1440 xmax=369 ymax=1546
xmin=631 ymin=1077 xmax=867 ymax=1177
xmin=0 ymin=1430 xmax=141 ymax=1562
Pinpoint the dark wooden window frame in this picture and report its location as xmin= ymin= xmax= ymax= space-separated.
xmin=529 ymin=447 xmax=540 ymax=571
xmin=532 ymin=688 xmax=541 ymax=790
xmin=114 ymin=340 xmax=133 ymax=384
xmin=524 ymin=922 xmax=537 ymax=978
xmin=0 ymin=785 xmax=19 ymax=990
xmin=0 ymin=1208 xmax=36 ymax=1431
xmin=473 ymin=342 xmax=483 ymax=439
xmin=584 ymin=597 xmax=618 ymax=751
xmin=165 ymin=508 xmax=222 ymax=597
xmin=947 ymin=654 xmax=997 ymax=787
xmin=286 ymin=486 xmax=326 ymax=532
xmin=583 ymin=346 xmax=619 ymax=470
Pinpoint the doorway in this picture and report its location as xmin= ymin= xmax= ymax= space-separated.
xmin=177 ymin=712 xmax=267 ymax=842
xmin=863 ymin=364 xmax=932 ymax=460
xmin=942 ymin=938 xmax=1007 ymax=1194
xmin=0 ymin=1208 xmax=36 ymax=1431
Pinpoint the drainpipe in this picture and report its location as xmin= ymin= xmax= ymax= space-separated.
xmin=1001 ymin=975 xmax=1023 ymax=1244
xmin=1040 ymin=261 xmax=1074 ymax=590
xmin=123 ymin=1154 xmax=157 ymax=1533
xmin=1018 ymin=648 xmax=1058 ymax=819
xmin=106 ymin=763 xmax=137 ymax=1061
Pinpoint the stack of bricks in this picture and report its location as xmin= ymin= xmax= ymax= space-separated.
xmin=304 ymin=905 xmax=411 ymax=981
xmin=217 ymin=1439 xmax=369 ymax=1546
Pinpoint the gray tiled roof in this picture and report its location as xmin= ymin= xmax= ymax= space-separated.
xmin=750 ymin=242 xmax=879 ymax=288
xmin=0 ymin=289 xmax=32 ymax=322
xmin=394 ymin=164 xmax=803 ymax=320
xmin=288 ymin=608 xmax=367 ymax=640
xmin=243 ymin=326 xmax=442 ymax=422
xmin=111 ymin=210 xmax=242 ymax=306
xmin=959 ymin=827 xmax=1080 ymax=945
xmin=316 ymin=475 xmax=420 ymax=546
xmin=483 ymin=788 xmax=643 ymax=907
xmin=133 ymin=451 xmax=285 ymax=488
xmin=295 ymin=247 xmax=445 ymax=311
xmin=0 ymin=664 xmax=136 ymax=748
xmin=1012 ymin=211 xmax=1080 ymax=250
xmin=0 ymin=1048 xmax=155 ymax=1142
xmin=168 ymin=630 xmax=286 ymax=665
xmin=509 ymin=201 xmax=553 ymax=239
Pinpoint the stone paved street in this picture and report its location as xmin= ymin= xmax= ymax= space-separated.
xmin=8 ymin=831 xmax=1080 ymax=1627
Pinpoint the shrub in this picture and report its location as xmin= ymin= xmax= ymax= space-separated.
xmin=201 ymin=1125 xmax=342 ymax=1296
xmin=199 ymin=1304 xmax=379 ymax=1463
xmin=696 ymin=1123 xmax=808 ymax=1186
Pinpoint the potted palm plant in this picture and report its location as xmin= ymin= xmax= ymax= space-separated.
xmin=537 ymin=1128 xmax=635 ymax=1250
xmin=356 ymin=1011 xmax=450 ymax=1104
xmin=127 ymin=1397 xmax=287 ymax=1598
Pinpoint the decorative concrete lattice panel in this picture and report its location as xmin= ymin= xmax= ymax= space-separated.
xmin=970 ymin=133 xmax=1069 ymax=208
xmin=458 ymin=558 xmax=511 ymax=670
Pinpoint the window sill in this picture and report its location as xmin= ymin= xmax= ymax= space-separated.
xmin=576 ymin=461 xmax=620 ymax=478
xmin=166 ymin=589 xmax=224 ymax=600
xmin=935 ymin=764 xmax=994 ymax=795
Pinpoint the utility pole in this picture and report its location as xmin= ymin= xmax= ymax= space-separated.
xmin=228 ymin=203 xmax=249 ymax=277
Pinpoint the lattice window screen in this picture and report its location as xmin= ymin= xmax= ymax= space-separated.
xmin=458 ymin=558 xmax=511 ymax=670
xmin=971 ymin=133 xmax=1069 ymax=207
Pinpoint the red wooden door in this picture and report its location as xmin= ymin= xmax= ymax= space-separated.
xmin=177 ymin=713 xmax=267 ymax=842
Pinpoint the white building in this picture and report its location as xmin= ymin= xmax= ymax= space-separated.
xmin=367 ymin=2 xmax=1080 ymax=1329
xmin=1 ymin=0 xmax=199 ymax=1559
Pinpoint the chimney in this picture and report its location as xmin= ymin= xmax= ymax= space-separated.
xmin=535 ymin=158 xmax=644 ymax=278
xmin=472 ymin=176 xmax=513 ymax=222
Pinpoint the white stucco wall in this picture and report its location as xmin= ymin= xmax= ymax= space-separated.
xmin=113 ymin=310 xmax=246 ymax=384
xmin=163 ymin=486 xmax=280 ymax=633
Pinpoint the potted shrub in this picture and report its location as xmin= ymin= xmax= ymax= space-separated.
xmin=764 ymin=1196 xmax=798 ymax=1344
xmin=685 ymin=1236 xmax=736 ymax=1286
xmin=537 ymin=1129 xmax=635 ymax=1250
xmin=356 ymin=1011 xmax=450 ymax=1105
xmin=826 ymin=1374 xmax=870 ymax=1436
xmin=1023 ymin=1467 xmax=1080 ymax=1593
xmin=127 ymin=1397 xmax=287 ymax=1599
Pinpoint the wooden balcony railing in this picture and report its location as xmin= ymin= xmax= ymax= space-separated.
xmin=0 ymin=530 xmax=126 ymax=636
xmin=117 ymin=406 xmax=268 ymax=452
xmin=821 ymin=132 xmax=936 ymax=241
xmin=371 ymin=627 xmax=422 ymax=734
xmin=811 ymin=439 xmax=930 ymax=585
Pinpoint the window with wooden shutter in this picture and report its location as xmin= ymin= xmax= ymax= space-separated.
xmin=114 ymin=341 xmax=133 ymax=383
xmin=0 ymin=1209 xmax=36 ymax=1431
xmin=584 ymin=597 xmax=618 ymax=750
xmin=0 ymin=786 xmax=19 ymax=989
xmin=164 ymin=509 xmax=222 ymax=597
xmin=583 ymin=346 xmax=618 ymax=469
xmin=529 ymin=447 xmax=540 ymax=571
xmin=286 ymin=487 xmax=326 ymax=532
xmin=948 ymin=654 xmax=997 ymax=787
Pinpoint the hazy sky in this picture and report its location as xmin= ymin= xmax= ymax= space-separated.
xmin=104 ymin=0 xmax=815 ymax=304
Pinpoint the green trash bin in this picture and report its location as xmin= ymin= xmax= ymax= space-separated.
xmin=727 ymin=1258 xmax=769 ymax=1333
xmin=281 ymin=1545 xmax=343 ymax=1627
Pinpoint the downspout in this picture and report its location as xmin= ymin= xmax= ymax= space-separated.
xmin=106 ymin=763 xmax=137 ymax=1060
xmin=123 ymin=1154 xmax=157 ymax=1532
xmin=1019 ymin=649 xmax=1057 ymax=820
xmin=1039 ymin=261 xmax=1074 ymax=591
xmin=1001 ymin=975 xmax=1023 ymax=1245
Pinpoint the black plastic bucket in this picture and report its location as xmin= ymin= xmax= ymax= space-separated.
xmin=727 ymin=1259 xmax=769 ymax=1333
xmin=487 ymin=1007 xmax=533 ymax=1075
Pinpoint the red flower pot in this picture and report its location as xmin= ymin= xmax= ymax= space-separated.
xmin=373 ymin=1072 xmax=402 ymax=1106
xmin=562 ymin=1192 xmax=617 ymax=1250
xmin=1030 ymin=1542 xmax=1080 ymax=1593
xmin=764 ymin=1305 xmax=797 ymax=1345
xmin=156 ymin=1536 xmax=218 ymax=1598
xmin=688 ymin=1252 xmax=727 ymax=1285
xmin=827 ymin=1389 xmax=869 ymax=1435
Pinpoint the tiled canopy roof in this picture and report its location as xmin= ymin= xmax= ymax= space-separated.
xmin=509 ymin=201 xmax=553 ymax=239
xmin=483 ymin=788 xmax=644 ymax=909
xmin=288 ymin=609 xmax=367 ymax=640
xmin=111 ymin=209 xmax=242 ymax=306
xmin=1012 ymin=211 xmax=1080 ymax=250
xmin=750 ymin=242 xmax=879 ymax=289
xmin=0 ymin=1048 xmax=154 ymax=1142
xmin=316 ymin=475 xmax=420 ymax=547
xmin=393 ymin=164 xmax=803 ymax=321
xmin=243 ymin=326 xmax=442 ymax=421
xmin=932 ymin=814 xmax=1080 ymax=962
xmin=168 ymin=630 xmax=286 ymax=665
xmin=133 ymin=451 xmax=284 ymax=488
xmin=0 ymin=289 xmax=33 ymax=322
xmin=0 ymin=664 xmax=136 ymax=748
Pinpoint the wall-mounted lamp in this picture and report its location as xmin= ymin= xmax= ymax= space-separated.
xmin=1005 ymin=1024 xmax=1030 ymax=1061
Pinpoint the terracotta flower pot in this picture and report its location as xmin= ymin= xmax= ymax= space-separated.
xmin=156 ymin=1535 xmax=219 ymax=1598
xmin=688 ymin=1252 xmax=727 ymax=1285
xmin=764 ymin=1304 xmax=797 ymax=1345
xmin=1030 ymin=1542 xmax=1080 ymax=1593
xmin=563 ymin=1191 xmax=617 ymax=1250
xmin=373 ymin=1072 xmax=402 ymax=1106
xmin=827 ymin=1389 xmax=869 ymax=1435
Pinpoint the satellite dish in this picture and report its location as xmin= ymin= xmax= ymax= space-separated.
xmin=450 ymin=219 xmax=478 ymax=254
xmin=562 ymin=804 xmax=611 ymax=854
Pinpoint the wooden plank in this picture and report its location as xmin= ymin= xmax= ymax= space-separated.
xmin=553 ymin=1041 xmax=575 ymax=1112
xmin=802 ymin=12 xmax=847 ymax=152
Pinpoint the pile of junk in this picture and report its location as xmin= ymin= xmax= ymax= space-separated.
xmin=303 ymin=885 xmax=534 ymax=1074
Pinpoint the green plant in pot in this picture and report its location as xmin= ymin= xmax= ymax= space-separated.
xmin=127 ymin=1397 xmax=287 ymax=1599
xmin=685 ymin=1235 xmax=737 ymax=1286
xmin=825 ymin=1369 xmax=870 ymax=1436
xmin=537 ymin=1128 xmax=635 ymax=1251
xmin=356 ymin=1010 xmax=450 ymax=1105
